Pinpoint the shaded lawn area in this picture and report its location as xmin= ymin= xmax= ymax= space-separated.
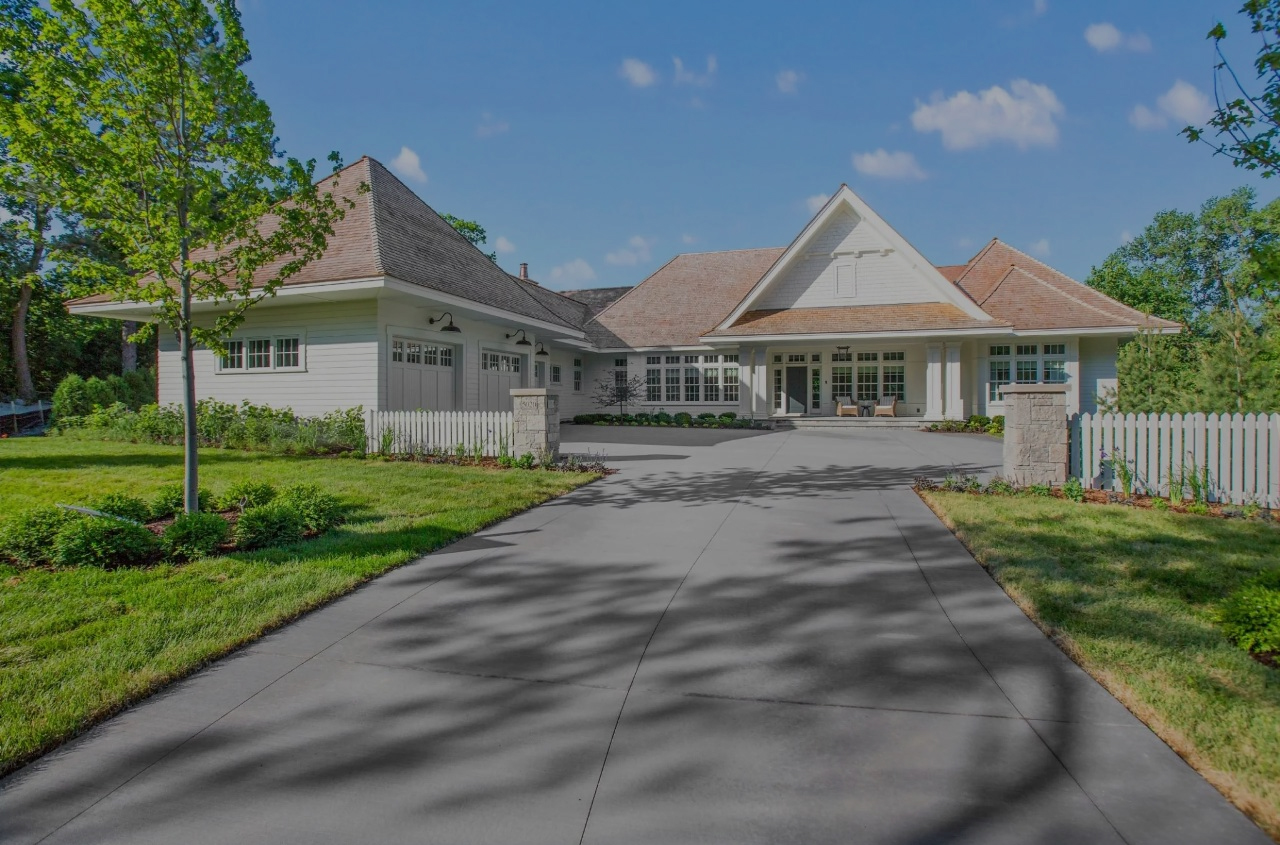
xmin=0 ymin=437 xmax=597 ymax=776
xmin=922 ymin=491 xmax=1280 ymax=839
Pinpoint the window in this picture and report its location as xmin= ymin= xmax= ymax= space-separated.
xmin=646 ymin=355 xmax=661 ymax=365
xmin=989 ymin=360 xmax=1011 ymax=402
xmin=856 ymin=366 xmax=879 ymax=401
xmin=483 ymin=351 xmax=520 ymax=373
xmin=723 ymin=354 xmax=739 ymax=364
xmin=723 ymin=366 xmax=739 ymax=402
xmin=646 ymin=368 xmax=661 ymax=401
xmin=665 ymin=368 xmax=681 ymax=402
xmin=615 ymin=358 xmax=627 ymax=367
xmin=811 ymin=367 xmax=821 ymax=409
xmin=990 ymin=345 xmax=1011 ymax=357
xmin=222 ymin=340 xmax=244 ymax=370
xmin=1015 ymin=360 xmax=1038 ymax=383
xmin=703 ymin=354 xmax=720 ymax=363
xmin=684 ymin=355 xmax=699 ymax=364
xmin=1043 ymin=359 xmax=1067 ymax=383
xmin=1043 ymin=343 xmax=1066 ymax=356
xmin=882 ymin=351 xmax=905 ymax=361
xmin=666 ymin=355 xmax=681 ymax=364
xmin=773 ymin=354 xmax=783 ymax=364
xmin=832 ymin=366 xmax=853 ymax=400
xmin=551 ymin=365 xmax=562 ymax=384
xmin=811 ymin=353 xmax=821 ymax=363
xmin=275 ymin=337 xmax=300 ymax=368
xmin=614 ymin=369 xmax=627 ymax=389
xmin=787 ymin=353 xmax=806 ymax=363
xmin=1016 ymin=344 xmax=1038 ymax=357
xmin=882 ymin=365 xmax=905 ymax=400
xmin=574 ymin=367 xmax=582 ymax=392
xmin=684 ymin=368 xmax=700 ymax=402
xmin=856 ymin=351 xmax=878 ymax=362
xmin=773 ymin=368 xmax=782 ymax=410
xmin=704 ymin=368 xmax=721 ymax=402
xmin=406 ymin=342 xmax=422 ymax=365
xmin=247 ymin=339 xmax=271 ymax=369
xmin=832 ymin=350 xmax=852 ymax=363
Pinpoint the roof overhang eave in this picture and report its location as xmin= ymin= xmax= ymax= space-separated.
xmin=66 ymin=276 xmax=389 ymax=320
xmin=699 ymin=326 xmax=1011 ymax=344
xmin=383 ymin=276 xmax=586 ymax=339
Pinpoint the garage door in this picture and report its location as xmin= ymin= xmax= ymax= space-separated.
xmin=479 ymin=350 xmax=524 ymax=412
xmin=389 ymin=338 xmax=456 ymax=411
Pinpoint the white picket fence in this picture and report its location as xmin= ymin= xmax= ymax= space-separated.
xmin=1070 ymin=412 xmax=1280 ymax=507
xmin=365 ymin=409 xmax=514 ymax=457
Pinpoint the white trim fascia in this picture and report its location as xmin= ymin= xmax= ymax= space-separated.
xmin=1012 ymin=325 xmax=1182 ymax=337
xmin=716 ymin=185 xmax=993 ymax=329
xmin=700 ymin=327 xmax=1011 ymax=344
xmin=382 ymin=275 xmax=586 ymax=339
xmin=67 ymin=276 xmax=388 ymax=319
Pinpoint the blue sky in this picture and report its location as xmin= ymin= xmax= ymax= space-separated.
xmin=238 ymin=0 xmax=1276 ymax=290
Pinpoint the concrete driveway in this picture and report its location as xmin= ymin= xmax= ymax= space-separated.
xmin=1 ymin=427 xmax=1269 ymax=844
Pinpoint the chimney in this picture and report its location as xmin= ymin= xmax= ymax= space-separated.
xmin=519 ymin=263 xmax=528 ymax=279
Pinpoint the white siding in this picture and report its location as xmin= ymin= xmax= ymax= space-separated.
xmin=755 ymin=208 xmax=940 ymax=310
xmin=158 ymin=299 xmax=380 ymax=416
xmin=1079 ymin=336 xmax=1118 ymax=414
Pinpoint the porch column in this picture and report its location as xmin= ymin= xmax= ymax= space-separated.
xmin=944 ymin=343 xmax=964 ymax=420
xmin=1001 ymin=383 xmax=1068 ymax=486
xmin=925 ymin=343 xmax=944 ymax=420
xmin=510 ymin=388 xmax=560 ymax=462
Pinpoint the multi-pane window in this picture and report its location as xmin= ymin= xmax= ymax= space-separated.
xmin=703 ymin=354 xmax=720 ymax=363
xmin=573 ymin=358 xmax=582 ymax=392
xmin=811 ymin=368 xmax=821 ymax=409
xmin=275 ymin=337 xmax=300 ymax=368
xmin=666 ymin=355 xmax=681 ymax=364
xmin=684 ymin=367 xmax=700 ymax=402
xmin=1015 ymin=360 xmax=1038 ymax=383
xmin=684 ymin=355 xmax=699 ymax=364
xmin=811 ymin=353 xmax=821 ymax=363
xmin=882 ymin=365 xmax=906 ymax=400
xmin=646 ymin=368 xmax=662 ymax=401
xmin=723 ymin=354 xmax=739 ymax=364
xmin=832 ymin=350 xmax=853 ymax=363
xmin=773 ymin=354 xmax=783 ymax=364
xmin=614 ymin=369 xmax=627 ymax=389
xmin=1043 ymin=360 xmax=1067 ymax=383
xmin=1044 ymin=343 xmax=1066 ymax=355
xmin=832 ymin=366 xmax=853 ymax=400
xmin=704 ymin=368 xmax=721 ymax=402
xmin=1016 ymin=344 xmax=1038 ymax=357
xmin=787 ymin=353 xmax=806 ymax=363
xmin=723 ymin=366 xmax=739 ymax=402
xmin=665 ymin=368 xmax=681 ymax=402
xmin=646 ymin=355 xmax=661 ymax=365
xmin=989 ymin=360 xmax=1011 ymax=402
xmin=615 ymin=358 xmax=627 ymax=367
xmin=882 ymin=351 xmax=905 ymax=362
xmin=483 ymin=352 xmax=520 ymax=372
xmin=990 ymin=345 xmax=1011 ymax=357
xmin=856 ymin=351 xmax=878 ymax=362
xmin=551 ymin=365 xmax=562 ymax=384
xmin=773 ymin=368 xmax=782 ymax=410
xmin=222 ymin=340 xmax=245 ymax=370
xmin=406 ymin=342 xmax=422 ymax=365
xmin=856 ymin=366 xmax=879 ymax=401
xmin=246 ymin=339 xmax=272 ymax=369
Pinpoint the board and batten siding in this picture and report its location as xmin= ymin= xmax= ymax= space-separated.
xmin=157 ymin=299 xmax=379 ymax=416
xmin=755 ymin=208 xmax=940 ymax=311
xmin=1078 ymin=336 xmax=1118 ymax=415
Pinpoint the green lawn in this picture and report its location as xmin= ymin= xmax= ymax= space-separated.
xmin=922 ymin=491 xmax=1280 ymax=839
xmin=0 ymin=437 xmax=597 ymax=776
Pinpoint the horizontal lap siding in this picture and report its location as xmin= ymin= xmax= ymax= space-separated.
xmin=1078 ymin=337 xmax=1118 ymax=414
xmin=158 ymin=300 xmax=379 ymax=416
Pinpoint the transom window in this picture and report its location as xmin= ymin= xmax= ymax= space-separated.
xmin=703 ymin=354 xmax=720 ymax=363
xmin=883 ymin=351 xmax=905 ymax=361
xmin=666 ymin=355 xmax=681 ymax=364
xmin=723 ymin=354 xmax=739 ymax=363
xmin=646 ymin=355 xmax=661 ymax=365
xmin=856 ymin=352 xmax=878 ymax=362
xmin=832 ymin=350 xmax=853 ymax=363
xmin=684 ymin=355 xmax=700 ymax=364
xmin=787 ymin=353 xmax=807 ymax=363
xmin=615 ymin=358 xmax=628 ymax=367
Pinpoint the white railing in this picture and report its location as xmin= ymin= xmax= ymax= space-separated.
xmin=366 ymin=409 xmax=514 ymax=457
xmin=1070 ymin=412 xmax=1280 ymax=507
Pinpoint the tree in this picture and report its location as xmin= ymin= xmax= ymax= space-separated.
xmin=1110 ymin=331 xmax=1195 ymax=414
xmin=441 ymin=214 xmax=497 ymax=261
xmin=591 ymin=371 xmax=647 ymax=418
xmin=0 ymin=0 xmax=352 ymax=512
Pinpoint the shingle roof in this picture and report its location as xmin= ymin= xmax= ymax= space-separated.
xmin=704 ymin=303 xmax=1005 ymax=337
xmin=69 ymin=157 xmax=580 ymax=331
xmin=562 ymin=286 xmax=634 ymax=315
xmin=588 ymin=248 xmax=785 ymax=347
xmin=952 ymin=239 xmax=1180 ymax=332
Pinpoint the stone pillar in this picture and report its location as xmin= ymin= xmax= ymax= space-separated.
xmin=944 ymin=343 xmax=964 ymax=420
xmin=1000 ymin=383 xmax=1069 ymax=486
xmin=925 ymin=343 xmax=944 ymax=420
xmin=510 ymin=388 xmax=560 ymax=461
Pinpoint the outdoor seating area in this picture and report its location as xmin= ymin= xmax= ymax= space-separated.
xmin=835 ymin=395 xmax=898 ymax=418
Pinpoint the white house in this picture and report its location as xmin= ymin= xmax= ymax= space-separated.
xmin=68 ymin=156 xmax=1179 ymax=421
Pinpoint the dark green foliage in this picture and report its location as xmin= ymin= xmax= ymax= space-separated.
xmin=50 ymin=370 xmax=156 ymax=423
xmin=0 ymin=506 xmax=82 ymax=567
xmin=697 ymin=412 xmax=717 ymax=420
xmin=50 ymin=374 xmax=91 ymax=421
xmin=673 ymin=412 xmax=693 ymax=426
xmin=232 ymin=501 xmax=305 ymax=550
xmin=1026 ymin=484 xmax=1053 ymax=497
xmin=941 ymin=474 xmax=981 ymax=492
xmin=927 ymin=415 xmax=1003 ymax=435
xmin=720 ymin=412 xmax=737 ymax=420
xmin=984 ymin=477 xmax=1016 ymax=496
xmin=441 ymin=214 xmax=496 ymax=261
xmin=216 ymin=480 xmax=276 ymax=512
xmin=161 ymin=512 xmax=229 ymax=561
xmin=276 ymin=483 xmax=342 ymax=533
xmin=1063 ymin=476 xmax=1085 ymax=503
xmin=150 ymin=483 xmax=213 ymax=519
xmin=516 ymin=452 xmax=536 ymax=469
xmin=51 ymin=517 xmax=158 ymax=568
xmin=91 ymin=493 xmax=150 ymax=524
xmin=654 ymin=411 xmax=672 ymax=423
xmin=1219 ymin=574 xmax=1280 ymax=654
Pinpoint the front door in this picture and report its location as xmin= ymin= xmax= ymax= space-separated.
xmin=785 ymin=366 xmax=807 ymax=414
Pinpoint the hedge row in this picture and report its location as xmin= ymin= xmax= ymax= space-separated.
xmin=925 ymin=414 xmax=1005 ymax=436
xmin=51 ymin=371 xmax=155 ymax=420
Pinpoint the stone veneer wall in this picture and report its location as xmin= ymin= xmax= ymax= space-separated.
xmin=1000 ymin=383 xmax=1068 ymax=486
xmin=511 ymin=388 xmax=560 ymax=460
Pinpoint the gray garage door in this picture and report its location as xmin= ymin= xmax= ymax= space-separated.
xmin=479 ymin=350 xmax=524 ymax=412
xmin=389 ymin=338 xmax=456 ymax=412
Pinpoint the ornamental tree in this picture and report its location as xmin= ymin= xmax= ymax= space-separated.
xmin=0 ymin=0 xmax=354 ymax=512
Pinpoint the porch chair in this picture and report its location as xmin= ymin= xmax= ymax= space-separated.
xmin=873 ymin=396 xmax=898 ymax=417
xmin=835 ymin=396 xmax=859 ymax=417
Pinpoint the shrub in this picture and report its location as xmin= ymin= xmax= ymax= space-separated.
xmin=1219 ymin=576 xmax=1280 ymax=654
xmin=984 ymin=477 xmax=1016 ymax=496
xmin=986 ymin=416 xmax=1005 ymax=436
xmin=52 ymin=517 xmax=158 ymax=568
xmin=697 ymin=412 xmax=717 ymax=421
xmin=216 ymin=481 xmax=277 ymax=512
xmin=161 ymin=512 xmax=230 ymax=561
xmin=516 ymin=452 xmax=536 ymax=469
xmin=573 ymin=415 xmax=595 ymax=425
xmin=82 ymin=376 xmax=117 ymax=412
xmin=635 ymin=413 xmax=652 ymax=423
xmin=1062 ymin=477 xmax=1085 ymax=504
xmin=654 ymin=411 xmax=673 ymax=424
xmin=941 ymin=474 xmax=981 ymax=493
xmin=233 ymin=501 xmax=305 ymax=550
xmin=720 ymin=412 xmax=737 ymax=421
xmin=1026 ymin=484 xmax=1053 ymax=497
xmin=276 ymin=484 xmax=343 ymax=533
xmin=0 ymin=506 xmax=82 ymax=567
xmin=91 ymin=493 xmax=151 ymax=524
xmin=51 ymin=374 xmax=92 ymax=423
xmin=674 ymin=412 xmax=693 ymax=426
xmin=150 ymin=483 xmax=213 ymax=519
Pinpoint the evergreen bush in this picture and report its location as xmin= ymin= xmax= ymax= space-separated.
xmin=52 ymin=517 xmax=158 ymax=568
xmin=161 ymin=512 xmax=229 ymax=561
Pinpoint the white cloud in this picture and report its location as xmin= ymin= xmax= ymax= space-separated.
xmin=1085 ymin=22 xmax=1152 ymax=53
xmin=1033 ymin=0 xmax=1048 ymax=15
xmin=806 ymin=194 xmax=829 ymax=214
xmin=620 ymin=58 xmax=657 ymax=88
xmin=1120 ymin=230 xmax=1133 ymax=244
xmin=390 ymin=146 xmax=427 ymax=184
xmin=911 ymin=79 xmax=1064 ymax=150
xmin=673 ymin=55 xmax=717 ymax=87
xmin=549 ymin=259 xmax=596 ymax=285
xmin=1028 ymin=238 xmax=1051 ymax=257
xmin=1131 ymin=80 xmax=1212 ymax=130
xmin=681 ymin=233 xmax=697 ymax=245
xmin=956 ymin=236 xmax=974 ymax=249
xmin=605 ymin=235 xmax=654 ymax=266
xmin=495 ymin=236 xmax=516 ymax=254
xmin=852 ymin=149 xmax=927 ymax=180
xmin=776 ymin=69 xmax=802 ymax=95
xmin=476 ymin=112 xmax=509 ymax=138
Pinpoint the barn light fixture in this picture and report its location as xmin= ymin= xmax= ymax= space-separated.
xmin=428 ymin=312 xmax=462 ymax=333
xmin=534 ymin=342 xmax=550 ymax=357
xmin=506 ymin=329 xmax=533 ymax=347
xmin=836 ymin=345 xmax=850 ymax=353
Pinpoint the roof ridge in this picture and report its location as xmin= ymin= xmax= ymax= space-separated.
xmin=360 ymin=158 xmax=386 ymax=276
xmin=953 ymin=238 xmax=999 ymax=287
xmin=673 ymin=246 xmax=787 ymax=257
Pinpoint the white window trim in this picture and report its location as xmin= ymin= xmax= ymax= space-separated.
xmin=216 ymin=332 xmax=307 ymax=374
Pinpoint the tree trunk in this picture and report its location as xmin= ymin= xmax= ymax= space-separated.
xmin=121 ymin=320 xmax=138 ymax=373
xmin=180 ymin=266 xmax=199 ymax=513
xmin=10 ymin=281 xmax=35 ymax=402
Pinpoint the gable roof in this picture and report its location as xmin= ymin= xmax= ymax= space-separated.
xmin=703 ymin=303 xmax=1006 ymax=338
xmin=588 ymin=248 xmax=785 ymax=348
xmin=952 ymin=239 xmax=1181 ymax=332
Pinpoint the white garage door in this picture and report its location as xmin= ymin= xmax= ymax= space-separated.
xmin=389 ymin=338 xmax=456 ymax=411
xmin=479 ymin=350 xmax=524 ymax=412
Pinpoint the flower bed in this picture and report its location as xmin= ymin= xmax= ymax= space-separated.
xmin=572 ymin=411 xmax=766 ymax=429
xmin=922 ymin=414 xmax=1004 ymax=436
